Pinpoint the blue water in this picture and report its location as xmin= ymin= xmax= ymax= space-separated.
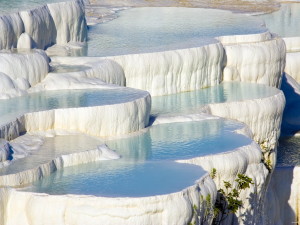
xmin=26 ymin=120 xmax=251 ymax=197
xmin=257 ymin=3 xmax=300 ymax=37
xmin=152 ymin=82 xmax=279 ymax=115
xmin=0 ymin=88 xmax=147 ymax=125
xmin=105 ymin=120 xmax=250 ymax=161
xmin=28 ymin=161 xmax=205 ymax=197
xmin=0 ymin=0 xmax=70 ymax=15
xmin=277 ymin=136 xmax=300 ymax=166
xmin=86 ymin=7 xmax=267 ymax=56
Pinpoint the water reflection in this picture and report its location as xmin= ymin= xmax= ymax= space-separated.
xmin=257 ymin=3 xmax=300 ymax=37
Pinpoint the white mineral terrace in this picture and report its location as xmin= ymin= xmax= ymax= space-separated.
xmin=0 ymin=0 xmax=299 ymax=225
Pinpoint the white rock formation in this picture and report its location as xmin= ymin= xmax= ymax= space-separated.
xmin=0 ymin=50 xmax=49 ymax=87
xmin=178 ymin=141 xmax=269 ymax=225
xmin=222 ymin=38 xmax=286 ymax=88
xmin=31 ymin=57 xmax=126 ymax=91
xmin=0 ymin=0 xmax=87 ymax=51
xmin=17 ymin=33 xmax=33 ymax=49
xmin=201 ymin=90 xmax=285 ymax=165
xmin=19 ymin=6 xmax=56 ymax=49
xmin=0 ymin=139 xmax=12 ymax=167
xmin=0 ymin=173 xmax=216 ymax=225
xmin=285 ymin=52 xmax=300 ymax=83
xmin=217 ymin=31 xmax=272 ymax=45
xmin=284 ymin=37 xmax=300 ymax=53
xmin=264 ymin=166 xmax=300 ymax=225
xmin=47 ymin=0 xmax=87 ymax=45
xmin=110 ymin=43 xmax=224 ymax=96
xmin=0 ymin=72 xmax=26 ymax=99
xmin=0 ymin=13 xmax=24 ymax=49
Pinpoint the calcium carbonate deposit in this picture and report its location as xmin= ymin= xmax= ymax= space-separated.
xmin=0 ymin=0 xmax=299 ymax=225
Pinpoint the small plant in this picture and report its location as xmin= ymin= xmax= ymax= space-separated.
xmin=209 ymin=168 xmax=253 ymax=225
xmin=210 ymin=168 xmax=217 ymax=179
xmin=264 ymin=159 xmax=272 ymax=172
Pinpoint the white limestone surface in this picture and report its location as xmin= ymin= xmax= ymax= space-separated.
xmin=216 ymin=31 xmax=272 ymax=45
xmin=32 ymin=57 xmax=126 ymax=90
xmin=285 ymin=52 xmax=300 ymax=83
xmin=17 ymin=33 xmax=33 ymax=49
xmin=0 ymin=50 xmax=49 ymax=95
xmin=0 ymin=72 xmax=26 ymax=99
xmin=201 ymin=88 xmax=285 ymax=166
xmin=265 ymin=166 xmax=300 ymax=225
xmin=0 ymin=13 xmax=24 ymax=49
xmin=47 ymin=0 xmax=87 ymax=45
xmin=0 ymin=140 xmax=11 ymax=167
xmin=0 ymin=0 xmax=87 ymax=51
xmin=0 ymin=174 xmax=216 ymax=225
xmin=178 ymin=141 xmax=269 ymax=225
xmin=284 ymin=37 xmax=300 ymax=53
xmin=222 ymin=38 xmax=286 ymax=88
xmin=110 ymin=43 xmax=224 ymax=96
xmin=19 ymin=5 xmax=56 ymax=49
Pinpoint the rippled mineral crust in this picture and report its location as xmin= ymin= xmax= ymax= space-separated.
xmin=0 ymin=0 xmax=87 ymax=50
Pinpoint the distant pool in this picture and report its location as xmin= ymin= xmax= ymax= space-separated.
xmin=257 ymin=3 xmax=300 ymax=37
xmin=86 ymin=7 xmax=267 ymax=56
xmin=277 ymin=136 xmax=300 ymax=166
xmin=25 ymin=120 xmax=251 ymax=197
xmin=0 ymin=0 xmax=70 ymax=15
xmin=152 ymin=82 xmax=279 ymax=115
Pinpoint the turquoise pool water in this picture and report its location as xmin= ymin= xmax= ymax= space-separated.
xmin=26 ymin=120 xmax=251 ymax=197
xmin=28 ymin=161 xmax=205 ymax=197
xmin=152 ymin=82 xmax=279 ymax=115
xmin=257 ymin=3 xmax=300 ymax=37
xmin=0 ymin=88 xmax=147 ymax=126
xmin=86 ymin=7 xmax=267 ymax=56
xmin=0 ymin=0 xmax=69 ymax=15
xmin=105 ymin=120 xmax=250 ymax=161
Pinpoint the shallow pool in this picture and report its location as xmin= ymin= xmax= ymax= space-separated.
xmin=152 ymin=82 xmax=279 ymax=115
xmin=0 ymin=87 xmax=147 ymax=126
xmin=25 ymin=120 xmax=251 ymax=197
xmin=257 ymin=3 xmax=300 ymax=37
xmin=86 ymin=7 xmax=267 ymax=56
xmin=277 ymin=136 xmax=300 ymax=166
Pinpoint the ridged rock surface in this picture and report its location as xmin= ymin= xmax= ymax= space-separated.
xmin=110 ymin=43 xmax=224 ymax=96
xmin=0 ymin=0 xmax=87 ymax=50
xmin=178 ymin=141 xmax=269 ymax=225
xmin=222 ymin=38 xmax=286 ymax=88
xmin=201 ymin=90 xmax=285 ymax=166
xmin=0 ymin=174 xmax=216 ymax=225
xmin=0 ymin=13 xmax=24 ymax=49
